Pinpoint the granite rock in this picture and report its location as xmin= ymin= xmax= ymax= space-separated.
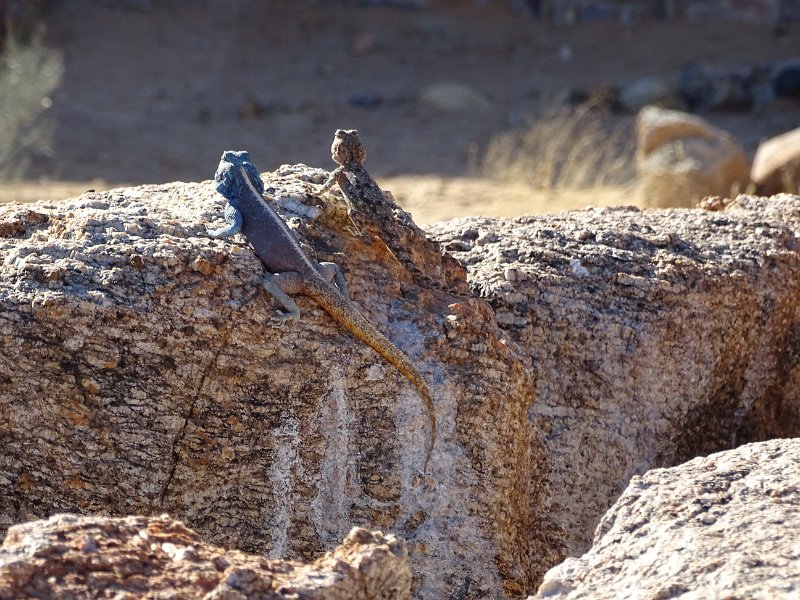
xmin=0 ymin=514 xmax=411 ymax=599
xmin=427 ymin=194 xmax=800 ymax=558
xmin=752 ymin=125 xmax=800 ymax=195
xmin=530 ymin=438 xmax=800 ymax=599
xmin=0 ymin=164 xmax=545 ymax=599
xmin=635 ymin=106 xmax=751 ymax=207
xmin=3 ymin=162 xmax=800 ymax=598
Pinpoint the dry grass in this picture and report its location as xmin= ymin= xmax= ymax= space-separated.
xmin=0 ymin=179 xmax=108 ymax=205
xmin=481 ymin=97 xmax=637 ymax=192
xmin=381 ymin=175 xmax=629 ymax=225
xmin=1 ymin=175 xmax=629 ymax=227
xmin=0 ymin=97 xmax=637 ymax=223
xmin=368 ymin=96 xmax=641 ymax=224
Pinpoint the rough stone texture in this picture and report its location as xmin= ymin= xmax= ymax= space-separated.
xmin=0 ymin=514 xmax=410 ymax=599
xmin=530 ymin=438 xmax=800 ymax=599
xmin=4 ymin=164 xmax=800 ymax=598
xmin=427 ymin=194 xmax=800 ymax=557
xmin=635 ymin=106 xmax=751 ymax=208
xmin=0 ymin=164 xmax=546 ymax=599
xmin=752 ymin=125 xmax=800 ymax=196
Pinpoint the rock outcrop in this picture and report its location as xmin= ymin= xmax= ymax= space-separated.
xmin=3 ymin=159 xmax=800 ymax=598
xmin=0 ymin=514 xmax=410 ymax=599
xmin=428 ymin=193 xmax=800 ymax=557
xmin=752 ymin=125 xmax=800 ymax=195
xmin=0 ymin=164 xmax=546 ymax=599
xmin=635 ymin=106 xmax=751 ymax=208
xmin=530 ymin=438 xmax=800 ymax=599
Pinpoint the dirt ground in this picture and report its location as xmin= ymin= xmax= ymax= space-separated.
xmin=2 ymin=0 xmax=800 ymax=224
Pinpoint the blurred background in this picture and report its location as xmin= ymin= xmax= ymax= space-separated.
xmin=0 ymin=0 xmax=798 ymax=223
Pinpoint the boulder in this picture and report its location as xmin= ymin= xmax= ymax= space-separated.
xmin=635 ymin=106 xmax=751 ymax=208
xmin=428 ymin=194 xmax=800 ymax=559
xmin=0 ymin=514 xmax=411 ymax=599
xmin=773 ymin=62 xmax=800 ymax=99
xmin=418 ymin=81 xmax=491 ymax=112
xmin=678 ymin=63 xmax=755 ymax=111
xmin=618 ymin=77 xmax=682 ymax=113
xmin=751 ymin=126 xmax=800 ymax=195
xmin=0 ymin=164 xmax=548 ymax=599
xmin=530 ymin=438 xmax=800 ymax=599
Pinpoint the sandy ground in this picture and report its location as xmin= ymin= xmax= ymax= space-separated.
xmin=1 ymin=0 xmax=799 ymax=224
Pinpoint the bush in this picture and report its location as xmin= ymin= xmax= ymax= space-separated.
xmin=0 ymin=33 xmax=63 ymax=179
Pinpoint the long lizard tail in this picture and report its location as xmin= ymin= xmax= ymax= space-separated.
xmin=304 ymin=278 xmax=435 ymax=473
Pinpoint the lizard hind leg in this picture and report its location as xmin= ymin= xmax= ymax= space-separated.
xmin=318 ymin=262 xmax=350 ymax=299
xmin=262 ymin=271 xmax=304 ymax=326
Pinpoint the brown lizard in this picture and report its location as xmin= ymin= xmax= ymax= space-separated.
xmin=320 ymin=129 xmax=437 ymax=287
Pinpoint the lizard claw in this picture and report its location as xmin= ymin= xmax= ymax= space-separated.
xmin=271 ymin=312 xmax=296 ymax=327
xmin=319 ymin=178 xmax=336 ymax=194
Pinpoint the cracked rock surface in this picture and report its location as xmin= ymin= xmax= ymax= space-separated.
xmin=0 ymin=514 xmax=410 ymax=599
xmin=529 ymin=438 xmax=800 ymax=600
xmin=0 ymin=165 xmax=547 ymax=599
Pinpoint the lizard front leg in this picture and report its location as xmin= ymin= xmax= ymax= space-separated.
xmin=319 ymin=166 xmax=343 ymax=193
xmin=262 ymin=271 xmax=304 ymax=326
xmin=207 ymin=202 xmax=243 ymax=238
xmin=207 ymin=203 xmax=302 ymax=325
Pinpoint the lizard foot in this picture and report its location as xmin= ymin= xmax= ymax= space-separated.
xmin=271 ymin=311 xmax=297 ymax=327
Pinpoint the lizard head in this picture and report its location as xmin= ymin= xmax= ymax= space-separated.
xmin=330 ymin=129 xmax=367 ymax=166
xmin=214 ymin=150 xmax=265 ymax=201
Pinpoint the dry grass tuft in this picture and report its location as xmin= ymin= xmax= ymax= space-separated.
xmin=482 ymin=96 xmax=636 ymax=192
